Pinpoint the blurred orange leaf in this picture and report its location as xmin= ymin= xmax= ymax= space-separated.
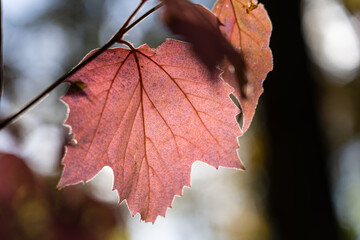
xmin=213 ymin=0 xmax=273 ymax=132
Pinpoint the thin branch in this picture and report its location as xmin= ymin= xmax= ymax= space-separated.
xmin=0 ymin=1 xmax=163 ymax=130
xmin=113 ymin=0 xmax=147 ymax=41
xmin=0 ymin=39 xmax=113 ymax=130
xmin=123 ymin=3 xmax=163 ymax=36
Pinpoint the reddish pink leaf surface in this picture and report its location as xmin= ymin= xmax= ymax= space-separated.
xmin=213 ymin=0 xmax=273 ymax=132
xmin=59 ymin=39 xmax=243 ymax=222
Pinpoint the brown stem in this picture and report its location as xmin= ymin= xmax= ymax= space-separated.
xmin=0 ymin=1 xmax=163 ymax=130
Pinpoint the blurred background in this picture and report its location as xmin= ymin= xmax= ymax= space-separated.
xmin=0 ymin=0 xmax=359 ymax=239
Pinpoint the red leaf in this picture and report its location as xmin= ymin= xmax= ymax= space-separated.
xmin=59 ymin=39 xmax=243 ymax=222
xmin=213 ymin=0 xmax=273 ymax=132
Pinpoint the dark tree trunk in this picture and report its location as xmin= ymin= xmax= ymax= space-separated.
xmin=260 ymin=0 xmax=340 ymax=239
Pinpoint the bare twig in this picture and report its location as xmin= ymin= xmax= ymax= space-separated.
xmin=123 ymin=3 xmax=163 ymax=35
xmin=0 ymin=1 xmax=163 ymax=130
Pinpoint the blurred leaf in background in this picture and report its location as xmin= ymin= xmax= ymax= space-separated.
xmin=0 ymin=153 xmax=128 ymax=240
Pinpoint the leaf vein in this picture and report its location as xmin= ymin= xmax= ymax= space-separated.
xmin=136 ymin=50 xmax=223 ymax=151
xmin=83 ymin=52 xmax=132 ymax=163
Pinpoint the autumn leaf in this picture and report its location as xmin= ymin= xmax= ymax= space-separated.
xmin=213 ymin=0 xmax=273 ymax=132
xmin=59 ymin=39 xmax=243 ymax=222
xmin=161 ymin=0 xmax=248 ymax=93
